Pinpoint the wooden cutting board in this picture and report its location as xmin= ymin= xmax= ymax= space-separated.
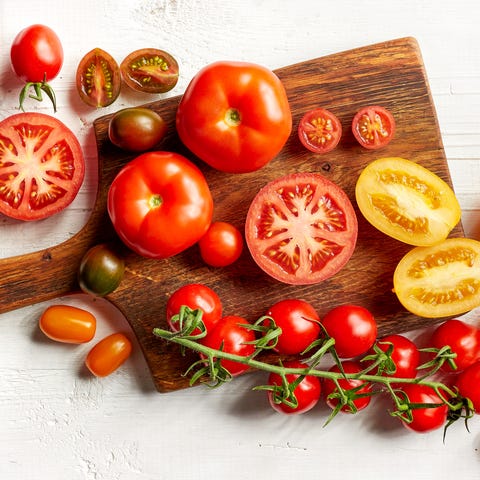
xmin=0 ymin=37 xmax=463 ymax=392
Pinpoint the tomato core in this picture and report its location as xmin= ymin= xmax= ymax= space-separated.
xmin=149 ymin=194 xmax=163 ymax=209
xmin=225 ymin=108 xmax=241 ymax=127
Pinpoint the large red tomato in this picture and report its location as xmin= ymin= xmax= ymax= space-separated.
xmin=107 ymin=151 xmax=213 ymax=258
xmin=0 ymin=112 xmax=85 ymax=221
xmin=176 ymin=61 xmax=292 ymax=173
xmin=245 ymin=172 xmax=358 ymax=285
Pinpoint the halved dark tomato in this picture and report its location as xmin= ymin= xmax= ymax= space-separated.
xmin=352 ymin=105 xmax=395 ymax=150
xmin=245 ymin=173 xmax=358 ymax=285
xmin=120 ymin=48 xmax=179 ymax=94
xmin=393 ymin=238 xmax=480 ymax=318
xmin=0 ymin=112 xmax=85 ymax=221
xmin=298 ymin=108 xmax=342 ymax=154
xmin=355 ymin=157 xmax=461 ymax=246
xmin=76 ymin=48 xmax=121 ymax=108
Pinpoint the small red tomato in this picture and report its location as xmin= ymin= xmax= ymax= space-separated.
xmin=268 ymin=361 xmax=321 ymax=414
xmin=200 ymin=315 xmax=255 ymax=376
xmin=430 ymin=319 xmax=480 ymax=372
xmin=398 ymin=384 xmax=448 ymax=433
xmin=321 ymin=304 xmax=377 ymax=358
xmin=352 ymin=105 xmax=395 ymax=149
xmin=198 ymin=221 xmax=244 ymax=267
xmin=85 ymin=332 xmax=132 ymax=377
xmin=39 ymin=305 xmax=96 ymax=343
xmin=166 ymin=283 xmax=223 ymax=335
xmin=298 ymin=108 xmax=342 ymax=154
xmin=323 ymin=361 xmax=372 ymax=413
xmin=454 ymin=360 xmax=480 ymax=413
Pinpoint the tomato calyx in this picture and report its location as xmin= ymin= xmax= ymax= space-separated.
xmin=19 ymin=73 xmax=57 ymax=112
xmin=225 ymin=108 xmax=241 ymax=127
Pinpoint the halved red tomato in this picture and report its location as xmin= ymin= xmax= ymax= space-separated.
xmin=245 ymin=173 xmax=358 ymax=285
xmin=352 ymin=105 xmax=395 ymax=149
xmin=355 ymin=157 xmax=461 ymax=246
xmin=0 ymin=112 xmax=85 ymax=221
xmin=393 ymin=238 xmax=480 ymax=318
xmin=298 ymin=108 xmax=342 ymax=154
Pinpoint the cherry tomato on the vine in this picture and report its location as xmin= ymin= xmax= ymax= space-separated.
xmin=107 ymin=151 xmax=213 ymax=259
xmin=39 ymin=305 xmax=96 ymax=344
xmin=321 ymin=304 xmax=377 ymax=358
xmin=351 ymin=105 xmax=395 ymax=150
xmin=267 ymin=361 xmax=321 ymax=414
xmin=198 ymin=221 xmax=244 ymax=267
xmin=166 ymin=283 xmax=222 ymax=335
xmin=76 ymin=48 xmax=121 ymax=108
xmin=454 ymin=360 xmax=480 ymax=413
xmin=200 ymin=315 xmax=255 ymax=376
xmin=245 ymin=172 xmax=358 ymax=285
xmin=120 ymin=48 xmax=179 ymax=94
xmin=176 ymin=61 xmax=292 ymax=173
xmin=430 ymin=319 xmax=480 ymax=372
xmin=108 ymin=107 xmax=167 ymax=152
xmin=264 ymin=299 xmax=320 ymax=355
xmin=298 ymin=108 xmax=342 ymax=154
xmin=0 ymin=112 xmax=85 ymax=221
xmin=85 ymin=332 xmax=132 ymax=377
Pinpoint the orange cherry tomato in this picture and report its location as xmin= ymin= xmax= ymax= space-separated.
xmin=39 ymin=305 xmax=96 ymax=343
xmin=85 ymin=332 xmax=132 ymax=377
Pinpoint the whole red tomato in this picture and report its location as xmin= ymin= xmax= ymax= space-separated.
xmin=107 ymin=151 xmax=213 ymax=259
xmin=198 ymin=221 xmax=244 ymax=267
xmin=321 ymin=304 xmax=377 ymax=358
xmin=176 ymin=61 xmax=292 ymax=173
xmin=454 ymin=360 xmax=480 ymax=413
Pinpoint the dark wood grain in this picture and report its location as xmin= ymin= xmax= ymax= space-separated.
xmin=0 ymin=37 xmax=463 ymax=392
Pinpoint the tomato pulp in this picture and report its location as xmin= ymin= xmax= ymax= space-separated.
xmin=245 ymin=172 xmax=358 ymax=285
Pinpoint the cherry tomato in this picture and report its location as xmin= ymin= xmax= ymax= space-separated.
xmin=76 ymin=48 xmax=121 ymax=108
xmin=264 ymin=299 xmax=320 ymax=355
xmin=393 ymin=238 xmax=480 ymax=318
xmin=351 ymin=105 xmax=395 ymax=149
xmin=0 ymin=112 xmax=85 ymax=221
xmin=454 ymin=360 xmax=480 ymax=413
xmin=108 ymin=107 xmax=167 ymax=152
xmin=176 ymin=61 xmax=292 ymax=173
xmin=39 ymin=305 xmax=96 ymax=343
xmin=298 ymin=108 xmax=342 ymax=154
xmin=367 ymin=334 xmax=420 ymax=379
xmin=85 ymin=332 xmax=132 ymax=377
xmin=10 ymin=24 xmax=63 ymax=111
xmin=107 ymin=151 xmax=213 ymax=259
xmin=245 ymin=172 xmax=358 ymax=285
xmin=166 ymin=283 xmax=223 ymax=335
xmin=397 ymin=384 xmax=448 ymax=433
xmin=78 ymin=243 xmax=125 ymax=297
xmin=198 ymin=221 xmax=244 ymax=268
xmin=200 ymin=315 xmax=255 ymax=376
xmin=430 ymin=319 xmax=480 ymax=372
xmin=267 ymin=361 xmax=321 ymax=414
xmin=323 ymin=361 xmax=372 ymax=413
xmin=321 ymin=304 xmax=377 ymax=358
xmin=120 ymin=48 xmax=179 ymax=94
xmin=355 ymin=157 xmax=461 ymax=246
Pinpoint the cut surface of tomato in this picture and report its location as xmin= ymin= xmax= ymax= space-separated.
xmin=298 ymin=108 xmax=342 ymax=154
xmin=0 ymin=112 xmax=85 ymax=221
xmin=352 ymin=105 xmax=395 ymax=149
xmin=393 ymin=238 xmax=480 ymax=318
xmin=355 ymin=157 xmax=461 ymax=246
xmin=245 ymin=172 xmax=358 ymax=285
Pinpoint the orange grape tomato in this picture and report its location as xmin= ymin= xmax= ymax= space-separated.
xmin=85 ymin=332 xmax=132 ymax=377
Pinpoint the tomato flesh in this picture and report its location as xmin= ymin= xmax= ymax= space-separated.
xmin=355 ymin=157 xmax=461 ymax=246
xmin=393 ymin=238 xmax=480 ymax=318
xmin=298 ymin=108 xmax=342 ymax=154
xmin=245 ymin=172 xmax=358 ymax=285
xmin=352 ymin=105 xmax=395 ymax=149
xmin=0 ymin=113 xmax=85 ymax=221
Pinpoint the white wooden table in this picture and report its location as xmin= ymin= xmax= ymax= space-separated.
xmin=1 ymin=1 xmax=480 ymax=478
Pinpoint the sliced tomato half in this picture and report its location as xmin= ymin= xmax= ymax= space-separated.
xmin=245 ymin=173 xmax=358 ymax=285
xmin=352 ymin=105 xmax=395 ymax=150
xmin=0 ymin=112 xmax=85 ymax=221
xmin=393 ymin=238 xmax=480 ymax=318
xmin=298 ymin=108 xmax=342 ymax=154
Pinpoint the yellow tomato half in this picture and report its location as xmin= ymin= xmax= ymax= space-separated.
xmin=355 ymin=157 xmax=461 ymax=246
xmin=393 ymin=238 xmax=480 ymax=318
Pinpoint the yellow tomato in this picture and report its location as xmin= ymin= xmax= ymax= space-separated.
xmin=393 ymin=238 xmax=480 ymax=318
xmin=355 ymin=157 xmax=461 ymax=246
